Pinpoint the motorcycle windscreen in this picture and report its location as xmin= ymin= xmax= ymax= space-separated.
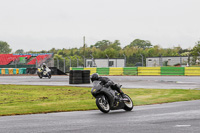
xmin=92 ymin=81 xmax=102 ymax=89
xmin=46 ymin=67 xmax=51 ymax=72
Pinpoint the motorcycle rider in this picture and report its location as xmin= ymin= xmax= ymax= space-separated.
xmin=41 ymin=63 xmax=47 ymax=71
xmin=91 ymin=73 xmax=126 ymax=99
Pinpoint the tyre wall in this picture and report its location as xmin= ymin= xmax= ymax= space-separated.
xmin=69 ymin=70 xmax=90 ymax=84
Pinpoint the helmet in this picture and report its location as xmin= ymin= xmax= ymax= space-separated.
xmin=42 ymin=63 xmax=46 ymax=68
xmin=91 ymin=73 xmax=99 ymax=82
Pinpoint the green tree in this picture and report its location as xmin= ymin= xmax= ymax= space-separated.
xmin=109 ymin=40 xmax=121 ymax=51
xmin=92 ymin=40 xmax=111 ymax=51
xmin=15 ymin=49 xmax=24 ymax=54
xmin=49 ymin=48 xmax=58 ymax=54
xmin=190 ymin=41 xmax=200 ymax=65
xmin=191 ymin=41 xmax=200 ymax=56
xmin=0 ymin=41 xmax=12 ymax=54
xmin=126 ymin=39 xmax=152 ymax=49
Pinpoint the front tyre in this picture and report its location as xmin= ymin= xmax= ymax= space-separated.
xmin=37 ymin=72 xmax=42 ymax=79
xmin=123 ymin=94 xmax=134 ymax=111
xmin=96 ymin=95 xmax=110 ymax=113
xmin=48 ymin=73 xmax=51 ymax=79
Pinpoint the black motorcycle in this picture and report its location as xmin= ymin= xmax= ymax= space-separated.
xmin=37 ymin=68 xmax=51 ymax=79
xmin=91 ymin=81 xmax=134 ymax=113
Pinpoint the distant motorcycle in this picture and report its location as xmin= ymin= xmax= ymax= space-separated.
xmin=91 ymin=81 xmax=134 ymax=113
xmin=37 ymin=68 xmax=51 ymax=79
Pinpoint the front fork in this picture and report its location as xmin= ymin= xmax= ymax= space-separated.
xmin=101 ymin=95 xmax=107 ymax=106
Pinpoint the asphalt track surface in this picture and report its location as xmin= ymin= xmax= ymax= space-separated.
xmin=0 ymin=75 xmax=200 ymax=133
xmin=0 ymin=100 xmax=200 ymax=133
xmin=0 ymin=75 xmax=200 ymax=89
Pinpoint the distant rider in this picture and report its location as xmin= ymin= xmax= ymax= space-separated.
xmin=91 ymin=73 xmax=126 ymax=99
xmin=41 ymin=63 xmax=47 ymax=71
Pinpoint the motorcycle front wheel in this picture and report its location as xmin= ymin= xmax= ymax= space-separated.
xmin=96 ymin=95 xmax=110 ymax=113
xmin=37 ymin=72 xmax=42 ymax=79
xmin=123 ymin=94 xmax=134 ymax=111
xmin=48 ymin=73 xmax=51 ymax=79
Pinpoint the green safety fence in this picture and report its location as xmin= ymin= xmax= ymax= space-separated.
xmin=123 ymin=67 xmax=138 ymax=75
xmin=161 ymin=67 xmax=184 ymax=75
xmin=97 ymin=67 xmax=109 ymax=75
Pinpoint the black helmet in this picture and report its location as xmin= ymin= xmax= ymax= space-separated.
xmin=91 ymin=73 xmax=99 ymax=82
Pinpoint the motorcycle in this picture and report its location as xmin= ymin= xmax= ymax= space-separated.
xmin=37 ymin=67 xmax=51 ymax=79
xmin=91 ymin=81 xmax=134 ymax=113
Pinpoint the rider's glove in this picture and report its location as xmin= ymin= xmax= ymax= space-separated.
xmin=104 ymin=84 xmax=109 ymax=88
xmin=104 ymin=81 xmax=114 ymax=88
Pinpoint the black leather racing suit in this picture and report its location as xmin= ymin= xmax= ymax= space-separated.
xmin=98 ymin=77 xmax=125 ymax=95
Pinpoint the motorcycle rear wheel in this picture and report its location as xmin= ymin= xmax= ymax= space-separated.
xmin=123 ymin=94 xmax=134 ymax=111
xmin=96 ymin=95 xmax=110 ymax=113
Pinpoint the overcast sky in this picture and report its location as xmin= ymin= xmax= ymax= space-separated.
xmin=0 ymin=0 xmax=200 ymax=52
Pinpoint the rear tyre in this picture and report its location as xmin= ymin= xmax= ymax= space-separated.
xmin=123 ymin=94 xmax=134 ymax=111
xmin=96 ymin=95 xmax=110 ymax=113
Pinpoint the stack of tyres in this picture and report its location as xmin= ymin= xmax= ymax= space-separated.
xmin=82 ymin=70 xmax=90 ymax=84
xmin=69 ymin=70 xmax=83 ymax=84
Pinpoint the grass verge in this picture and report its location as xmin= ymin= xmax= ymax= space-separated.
xmin=0 ymin=84 xmax=200 ymax=116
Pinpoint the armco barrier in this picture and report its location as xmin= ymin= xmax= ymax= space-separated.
xmin=123 ymin=67 xmax=137 ymax=75
xmin=13 ymin=69 xmax=16 ymax=74
xmin=71 ymin=67 xmax=84 ymax=70
xmin=70 ymin=67 xmax=200 ymax=76
xmin=1 ymin=68 xmax=5 ymax=74
xmin=9 ymin=68 xmax=13 ymax=74
xmin=109 ymin=67 xmax=123 ymax=75
xmin=97 ymin=67 xmax=109 ymax=75
xmin=5 ymin=68 xmax=9 ymax=74
xmin=138 ymin=67 xmax=161 ymax=75
xmin=84 ymin=68 xmax=96 ymax=75
xmin=185 ymin=67 xmax=200 ymax=76
xmin=161 ymin=67 xmax=184 ymax=76
xmin=0 ymin=68 xmax=26 ymax=75
xmin=19 ymin=68 xmax=23 ymax=74
xmin=16 ymin=68 xmax=19 ymax=74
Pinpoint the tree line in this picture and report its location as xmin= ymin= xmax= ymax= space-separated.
xmin=1 ymin=39 xmax=200 ymax=67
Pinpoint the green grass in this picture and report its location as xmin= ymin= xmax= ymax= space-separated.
xmin=0 ymin=84 xmax=200 ymax=116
